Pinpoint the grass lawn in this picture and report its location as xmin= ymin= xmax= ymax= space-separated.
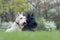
xmin=0 ymin=30 xmax=60 ymax=40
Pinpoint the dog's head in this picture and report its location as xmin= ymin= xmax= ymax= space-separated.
xmin=23 ymin=13 xmax=37 ymax=31
xmin=27 ymin=13 xmax=35 ymax=23
xmin=15 ymin=12 xmax=27 ymax=26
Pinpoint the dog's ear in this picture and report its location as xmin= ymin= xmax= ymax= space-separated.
xmin=21 ymin=12 xmax=26 ymax=16
xmin=17 ymin=12 xmax=20 ymax=16
xmin=31 ymin=14 xmax=34 ymax=17
xmin=20 ymin=12 xmax=24 ymax=14
xmin=27 ymin=13 xmax=30 ymax=17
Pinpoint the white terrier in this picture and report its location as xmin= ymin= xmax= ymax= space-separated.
xmin=5 ymin=12 xmax=27 ymax=32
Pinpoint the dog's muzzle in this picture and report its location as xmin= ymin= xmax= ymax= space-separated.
xmin=23 ymin=22 xmax=27 ymax=25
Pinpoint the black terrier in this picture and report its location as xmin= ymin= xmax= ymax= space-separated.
xmin=22 ymin=13 xmax=37 ymax=31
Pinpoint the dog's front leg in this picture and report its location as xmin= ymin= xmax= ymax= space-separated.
xmin=19 ymin=26 xmax=24 ymax=31
xmin=5 ymin=27 xmax=13 ymax=32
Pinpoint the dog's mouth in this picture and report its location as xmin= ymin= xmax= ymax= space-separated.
xmin=23 ymin=22 xmax=27 ymax=25
xmin=16 ymin=21 xmax=27 ymax=26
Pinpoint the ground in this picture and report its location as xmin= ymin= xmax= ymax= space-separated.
xmin=0 ymin=30 xmax=60 ymax=40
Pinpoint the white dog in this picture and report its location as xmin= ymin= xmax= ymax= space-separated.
xmin=5 ymin=12 xmax=27 ymax=32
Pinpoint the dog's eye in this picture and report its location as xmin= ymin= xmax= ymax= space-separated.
xmin=20 ymin=18 xmax=22 ymax=19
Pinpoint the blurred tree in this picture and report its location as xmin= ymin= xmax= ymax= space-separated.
xmin=0 ymin=0 xmax=27 ymax=14
xmin=12 ymin=0 xmax=27 ymax=12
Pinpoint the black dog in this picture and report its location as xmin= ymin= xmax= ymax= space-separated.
xmin=23 ymin=14 xmax=37 ymax=31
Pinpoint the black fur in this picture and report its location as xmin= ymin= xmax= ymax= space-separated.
xmin=23 ymin=14 xmax=37 ymax=31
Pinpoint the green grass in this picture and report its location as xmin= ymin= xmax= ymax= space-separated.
xmin=0 ymin=30 xmax=60 ymax=40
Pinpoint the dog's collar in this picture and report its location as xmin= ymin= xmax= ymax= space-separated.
xmin=16 ymin=22 xmax=21 ymax=28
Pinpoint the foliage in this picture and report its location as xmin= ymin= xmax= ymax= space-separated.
xmin=36 ymin=17 xmax=44 ymax=30
xmin=12 ymin=0 xmax=27 ymax=12
xmin=0 ymin=0 xmax=27 ymax=14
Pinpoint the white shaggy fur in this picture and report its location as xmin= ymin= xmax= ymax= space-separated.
xmin=5 ymin=12 xmax=26 ymax=32
xmin=5 ymin=22 xmax=22 ymax=32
